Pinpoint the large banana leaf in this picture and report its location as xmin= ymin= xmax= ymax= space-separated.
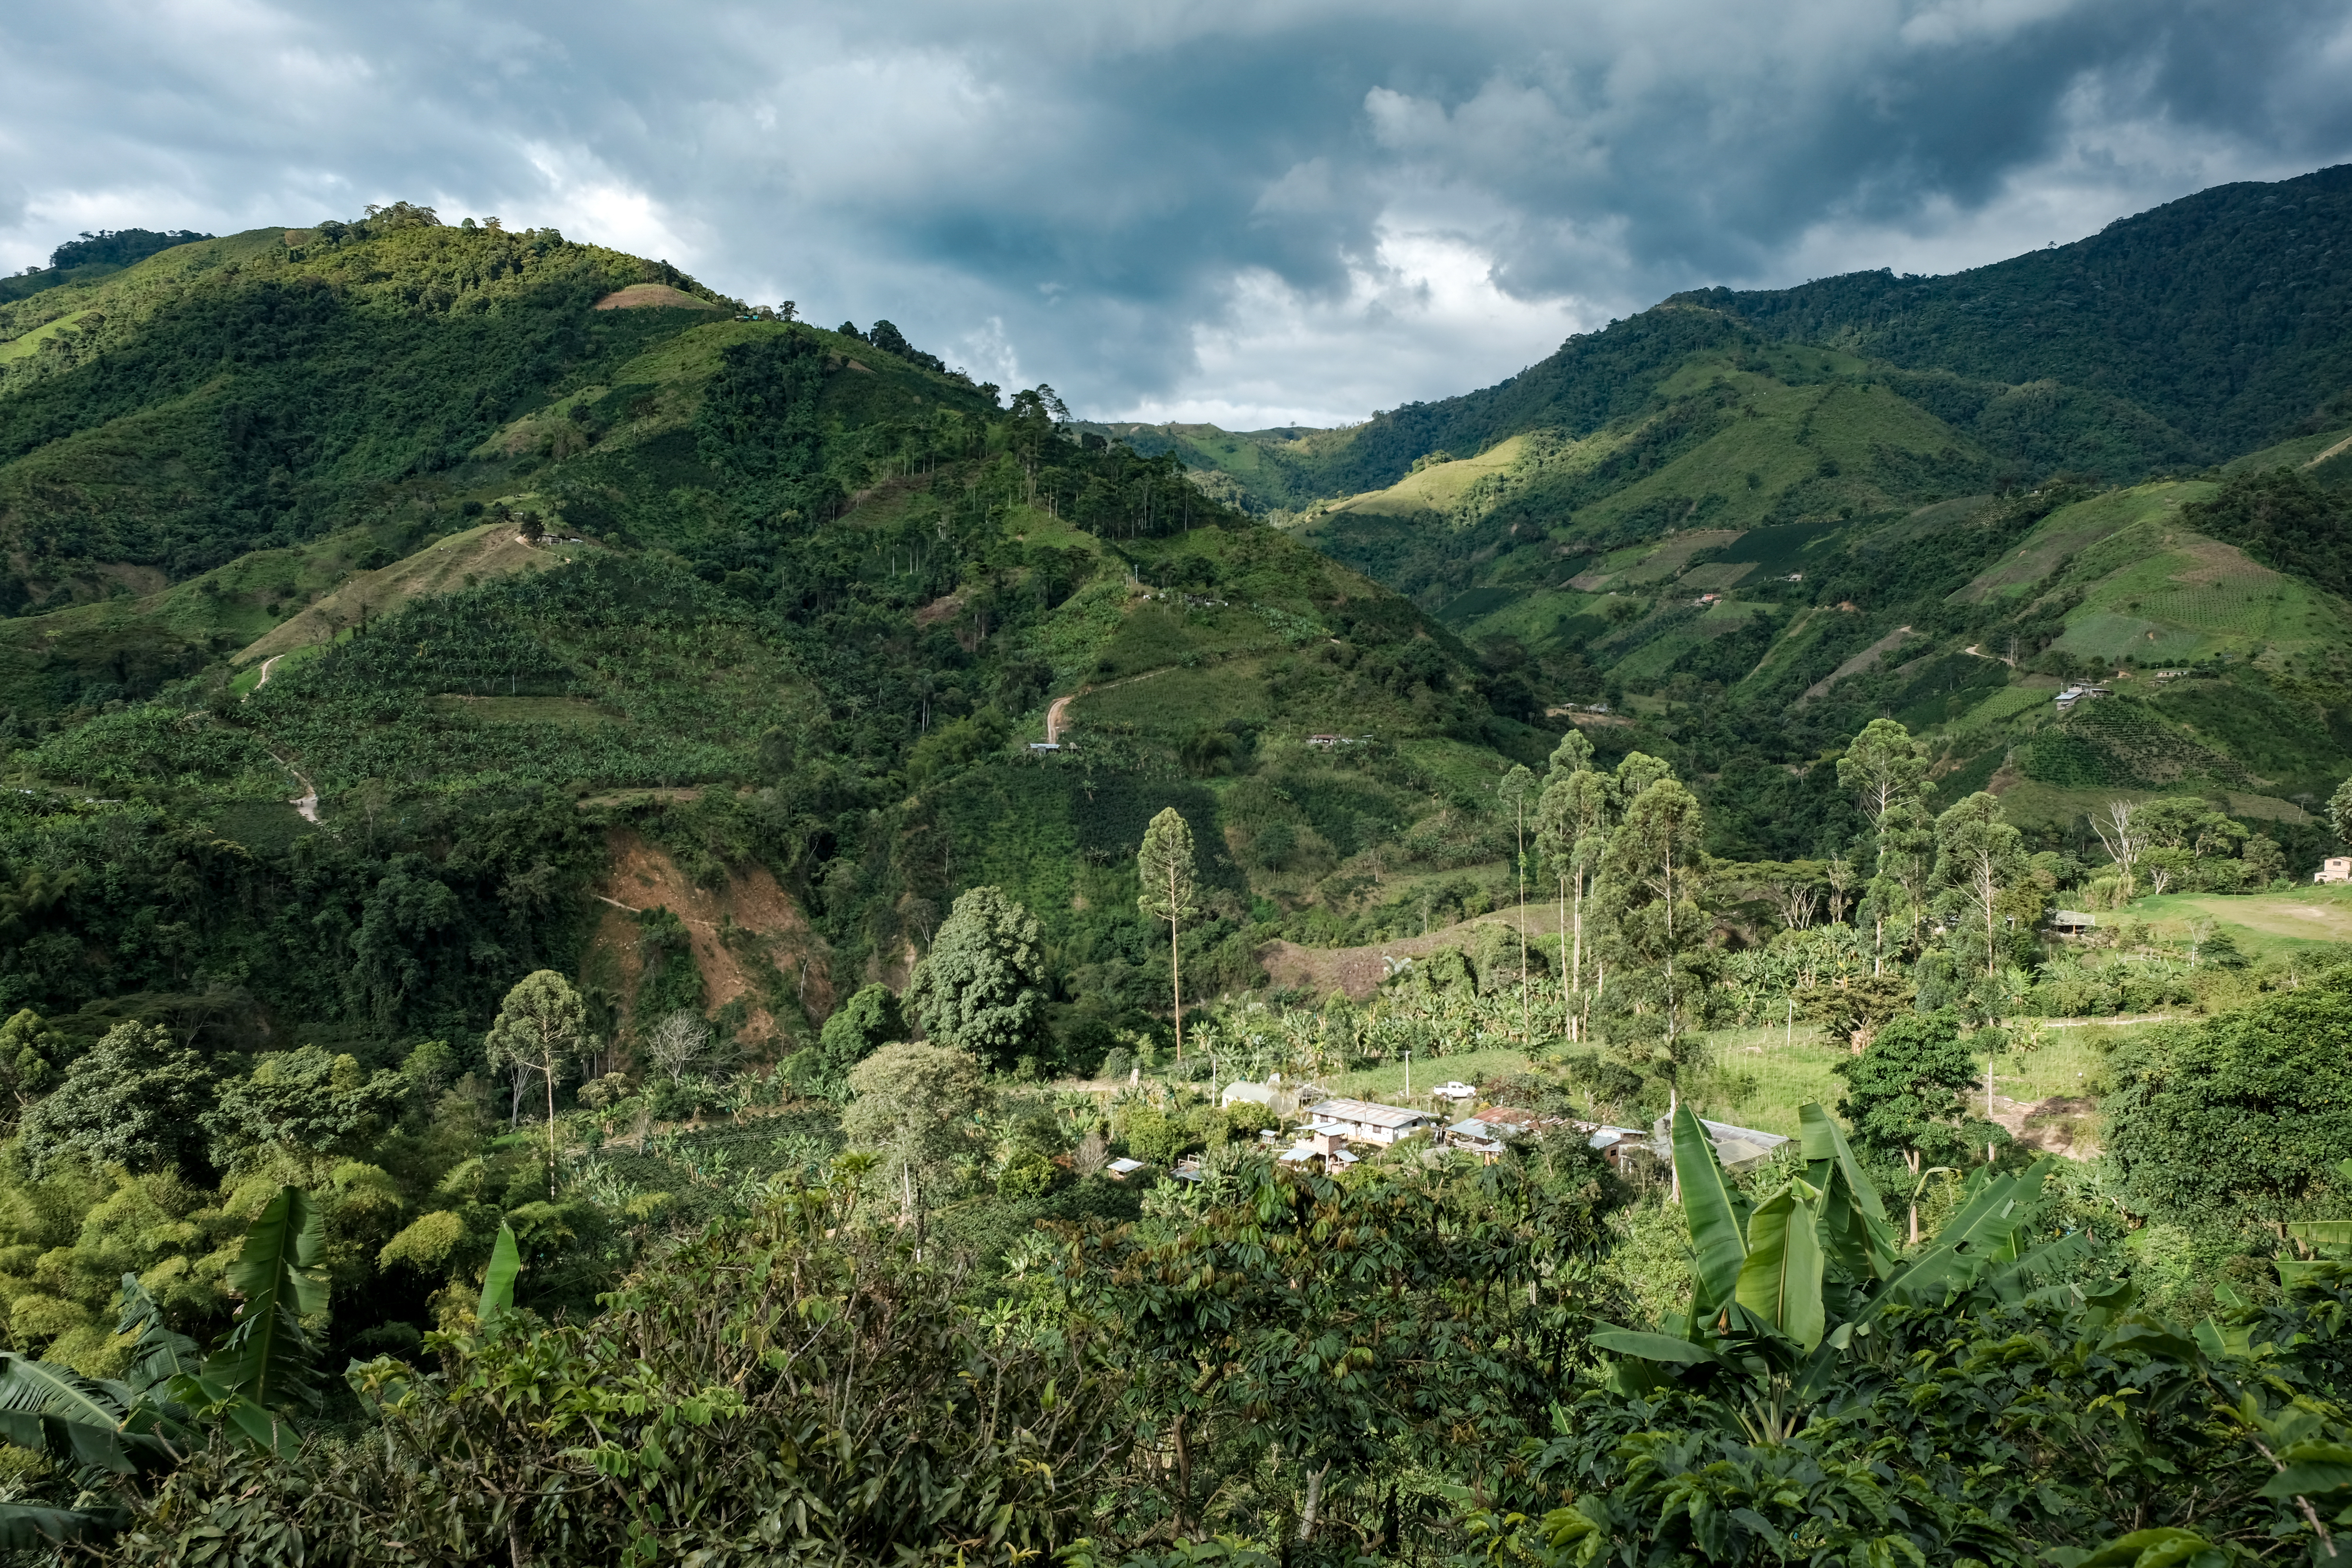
xmin=1875 ymin=1162 xmax=2051 ymax=1308
xmin=114 ymin=1275 xmax=201 ymax=1399
xmin=1984 ymin=1230 xmax=2097 ymax=1305
xmin=1671 ymin=1103 xmax=1748 ymax=1316
xmin=1734 ymin=1187 xmax=1828 ymax=1350
xmin=478 ymin=1220 xmax=522 ymax=1329
xmin=0 ymin=1354 xmax=175 ymax=1476
xmin=196 ymin=1185 xmax=325 ymax=1416
xmin=1798 ymin=1103 xmax=1887 ymax=1224
xmin=0 ymin=1501 xmax=130 ymax=1548
xmin=1799 ymin=1103 xmax=1898 ymax=1280
xmin=1588 ymin=1327 xmax=1730 ymax=1366
xmin=2287 ymin=1220 xmax=2352 ymax=1254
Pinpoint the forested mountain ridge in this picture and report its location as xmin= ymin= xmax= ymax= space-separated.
xmin=0 ymin=227 xmax=212 ymax=307
xmin=1145 ymin=164 xmax=2352 ymax=864
xmin=1151 ymin=162 xmax=2352 ymax=512
xmin=0 ymin=200 xmax=1550 ymax=1074
xmin=1680 ymin=160 xmax=2352 ymax=459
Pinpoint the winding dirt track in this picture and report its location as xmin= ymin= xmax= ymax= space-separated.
xmin=248 ymin=659 xmax=318 ymax=820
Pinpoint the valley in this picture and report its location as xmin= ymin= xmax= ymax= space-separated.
xmin=0 ymin=169 xmax=2350 ymax=1564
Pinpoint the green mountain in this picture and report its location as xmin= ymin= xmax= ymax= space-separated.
xmin=1114 ymin=167 xmax=2352 ymax=861
xmin=0 ymin=204 xmax=1550 ymax=1069
xmin=0 ymin=227 xmax=213 ymax=306
xmin=1145 ymin=163 xmax=2352 ymax=514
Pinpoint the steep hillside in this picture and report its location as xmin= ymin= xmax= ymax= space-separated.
xmin=1278 ymin=305 xmax=2352 ymax=857
xmin=0 ymin=227 xmax=213 ymax=306
xmin=1683 ymin=163 xmax=2352 ymax=459
xmin=0 ymin=204 xmax=1555 ymax=1074
xmin=1143 ymin=163 xmax=2349 ymax=523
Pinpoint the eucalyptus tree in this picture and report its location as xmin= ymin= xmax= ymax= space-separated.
xmin=1537 ymin=762 xmax=1615 ymax=1042
xmin=1136 ymin=808 xmax=1202 ymax=1060
xmin=1499 ymin=764 xmax=1539 ymax=1039
xmin=1837 ymin=719 xmax=1935 ymax=971
xmin=1933 ymin=790 xmax=2031 ymax=985
xmin=1597 ymin=775 xmax=1709 ymax=1090
xmin=484 ymin=970 xmax=594 ymax=1197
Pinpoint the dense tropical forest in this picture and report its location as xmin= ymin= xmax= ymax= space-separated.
xmin=0 ymin=169 xmax=2348 ymax=1564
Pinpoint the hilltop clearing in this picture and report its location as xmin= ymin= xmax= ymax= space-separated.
xmin=233 ymin=519 xmax=597 ymax=665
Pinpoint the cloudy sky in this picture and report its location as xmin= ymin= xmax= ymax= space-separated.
xmin=4 ymin=1 xmax=2349 ymax=428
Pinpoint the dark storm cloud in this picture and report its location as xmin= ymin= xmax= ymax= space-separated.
xmin=2 ymin=1 xmax=2348 ymax=425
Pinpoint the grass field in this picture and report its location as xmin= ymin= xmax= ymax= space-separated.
xmin=431 ymin=695 xmax=613 ymax=726
xmin=2121 ymin=884 xmax=2352 ymax=958
xmin=1318 ymin=1047 xmax=1535 ymax=1105
xmin=1326 ymin=434 xmax=1530 ymax=519
xmin=1299 ymin=1014 xmax=2123 ymax=1145
xmin=234 ymin=523 xmax=598 ymax=666
xmin=1991 ymin=777 xmax=2312 ymax=832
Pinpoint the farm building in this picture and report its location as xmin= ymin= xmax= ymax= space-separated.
xmin=1584 ymin=1125 xmax=1650 ymax=1172
xmin=2317 ymin=857 xmax=2352 ymax=886
xmin=1651 ymin=1113 xmax=1789 ymax=1172
xmin=1308 ymin=1097 xmax=1439 ymax=1146
xmin=1221 ymin=1078 xmax=1304 ymax=1118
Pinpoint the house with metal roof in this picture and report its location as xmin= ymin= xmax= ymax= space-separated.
xmin=1308 ymin=1097 xmax=1439 ymax=1145
xmin=1649 ymin=1113 xmax=1790 ymax=1172
xmin=1220 ymin=1078 xmax=1303 ymax=1118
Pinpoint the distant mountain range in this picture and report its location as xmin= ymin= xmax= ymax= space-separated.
xmin=1118 ymin=162 xmax=2352 ymax=510
xmin=1096 ymin=164 xmax=2352 ymax=849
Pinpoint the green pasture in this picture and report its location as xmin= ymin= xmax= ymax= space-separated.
xmin=2118 ymin=883 xmax=2352 ymax=959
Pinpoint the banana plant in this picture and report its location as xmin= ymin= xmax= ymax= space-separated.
xmin=165 ymin=1185 xmax=327 ymax=1456
xmin=0 ymin=1277 xmax=199 ymax=1547
xmin=1591 ymin=1102 xmax=2089 ymax=1401
xmin=0 ymin=1185 xmax=332 ymax=1547
xmin=2275 ymin=1158 xmax=2352 ymax=1292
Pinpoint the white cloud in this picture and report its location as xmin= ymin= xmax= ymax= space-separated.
xmin=0 ymin=0 xmax=2345 ymax=421
xmin=1125 ymin=221 xmax=1591 ymax=429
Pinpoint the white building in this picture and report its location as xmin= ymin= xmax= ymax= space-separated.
xmin=1308 ymin=1097 xmax=1439 ymax=1146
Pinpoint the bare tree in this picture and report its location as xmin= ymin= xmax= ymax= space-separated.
xmin=1767 ymin=870 xmax=1821 ymax=932
xmin=2090 ymin=800 xmax=2147 ymax=904
xmin=644 ymin=1010 xmax=712 ymax=1088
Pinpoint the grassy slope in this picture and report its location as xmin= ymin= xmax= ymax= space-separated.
xmin=1267 ymin=310 xmax=2352 ymax=833
xmin=233 ymin=522 xmax=597 ymax=664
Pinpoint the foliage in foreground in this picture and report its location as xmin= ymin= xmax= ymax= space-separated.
xmin=95 ymin=1175 xmax=1123 ymax=1566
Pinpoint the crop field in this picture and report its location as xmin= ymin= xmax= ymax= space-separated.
xmin=2131 ymin=584 xmax=2283 ymax=633
xmin=1076 ymin=660 xmax=1275 ymax=735
xmin=2221 ymin=421 xmax=2352 ymax=474
xmin=1677 ymin=560 xmax=1759 ymax=592
xmin=1947 ymin=681 xmax=2054 ymax=733
xmin=1722 ymin=518 xmax=1853 ymax=575
xmin=430 ymin=695 xmax=613 ymax=726
xmin=1991 ymin=775 xmax=2312 ymax=831
xmin=1958 ymin=483 xmax=2215 ymax=601
xmin=1450 ymin=587 xmax=1609 ymax=645
xmin=1327 ymin=434 xmax=1530 ymax=519
xmin=1615 ymin=529 xmax=1745 ymax=584
xmin=1091 ymin=600 xmax=1279 ymax=678
xmin=2052 ymin=612 xmax=2209 ymax=662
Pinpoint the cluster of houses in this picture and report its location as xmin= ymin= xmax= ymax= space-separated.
xmin=1149 ymin=1075 xmax=1789 ymax=1182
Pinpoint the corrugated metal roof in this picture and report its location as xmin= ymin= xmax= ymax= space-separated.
xmin=1310 ymin=1097 xmax=1436 ymax=1129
